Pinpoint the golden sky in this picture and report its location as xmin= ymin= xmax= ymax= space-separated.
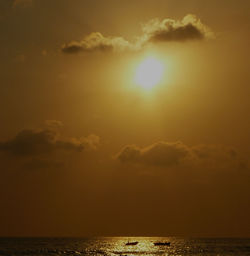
xmin=0 ymin=0 xmax=250 ymax=237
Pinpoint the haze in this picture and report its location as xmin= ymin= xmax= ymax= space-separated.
xmin=0 ymin=0 xmax=249 ymax=237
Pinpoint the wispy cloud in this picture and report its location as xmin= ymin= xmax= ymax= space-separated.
xmin=61 ymin=32 xmax=138 ymax=54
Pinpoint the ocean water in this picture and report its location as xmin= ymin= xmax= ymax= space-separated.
xmin=0 ymin=237 xmax=249 ymax=256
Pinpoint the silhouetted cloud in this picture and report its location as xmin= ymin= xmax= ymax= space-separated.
xmin=61 ymin=14 xmax=213 ymax=54
xmin=117 ymin=141 xmax=191 ymax=167
xmin=142 ymin=14 xmax=213 ymax=43
xmin=116 ymin=141 xmax=246 ymax=170
xmin=192 ymin=144 xmax=238 ymax=160
xmin=0 ymin=126 xmax=100 ymax=156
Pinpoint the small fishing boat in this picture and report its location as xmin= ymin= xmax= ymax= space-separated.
xmin=153 ymin=242 xmax=171 ymax=246
xmin=125 ymin=241 xmax=138 ymax=246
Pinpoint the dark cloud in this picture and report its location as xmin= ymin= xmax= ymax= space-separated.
xmin=61 ymin=14 xmax=213 ymax=54
xmin=147 ymin=22 xmax=204 ymax=42
xmin=0 ymin=129 xmax=81 ymax=156
xmin=117 ymin=141 xmax=191 ymax=167
xmin=192 ymin=145 xmax=238 ymax=159
xmin=0 ymin=126 xmax=100 ymax=157
xmin=116 ymin=141 xmax=247 ymax=171
xmin=61 ymin=42 xmax=86 ymax=54
xmin=142 ymin=14 xmax=213 ymax=43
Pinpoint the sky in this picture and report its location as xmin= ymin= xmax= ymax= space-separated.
xmin=0 ymin=0 xmax=250 ymax=237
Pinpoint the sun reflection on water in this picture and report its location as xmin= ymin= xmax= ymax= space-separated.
xmin=108 ymin=237 xmax=171 ymax=256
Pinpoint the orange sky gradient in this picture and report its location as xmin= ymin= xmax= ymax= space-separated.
xmin=0 ymin=0 xmax=250 ymax=237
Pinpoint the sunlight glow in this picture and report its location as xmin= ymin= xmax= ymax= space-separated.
xmin=135 ymin=57 xmax=164 ymax=89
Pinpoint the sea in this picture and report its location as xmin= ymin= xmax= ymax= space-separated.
xmin=0 ymin=237 xmax=250 ymax=256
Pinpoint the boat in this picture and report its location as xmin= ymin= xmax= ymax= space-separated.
xmin=153 ymin=242 xmax=171 ymax=246
xmin=125 ymin=241 xmax=138 ymax=246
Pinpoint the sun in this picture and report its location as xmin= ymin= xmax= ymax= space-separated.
xmin=135 ymin=57 xmax=164 ymax=89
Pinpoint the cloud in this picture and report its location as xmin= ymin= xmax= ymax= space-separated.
xmin=81 ymin=134 xmax=100 ymax=150
xmin=61 ymin=14 xmax=213 ymax=54
xmin=116 ymin=141 xmax=247 ymax=171
xmin=61 ymin=32 xmax=137 ymax=54
xmin=12 ymin=0 xmax=32 ymax=8
xmin=0 ymin=124 xmax=100 ymax=157
xmin=192 ymin=144 xmax=238 ymax=160
xmin=117 ymin=141 xmax=192 ymax=167
xmin=142 ymin=14 xmax=213 ymax=43
xmin=190 ymin=144 xmax=245 ymax=170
